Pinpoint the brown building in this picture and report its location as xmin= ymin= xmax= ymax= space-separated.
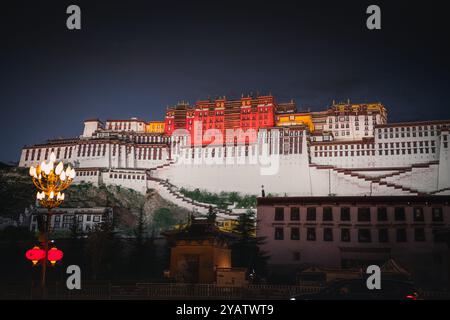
xmin=164 ymin=217 xmax=244 ymax=284
xmin=257 ymin=195 xmax=450 ymax=289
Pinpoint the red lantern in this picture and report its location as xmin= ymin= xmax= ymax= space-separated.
xmin=47 ymin=247 xmax=63 ymax=265
xmin=25 ymin=246 xmax=45 ymax=265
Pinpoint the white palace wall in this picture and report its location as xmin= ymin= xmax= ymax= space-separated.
xmin=18 ymin=125 xmax=450 ymax=197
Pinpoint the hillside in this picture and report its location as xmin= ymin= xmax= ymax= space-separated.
xmin=0 ymin=166 xmax=189 ymax=233
xmin=0 ymin=166 xmax=35 ymax=218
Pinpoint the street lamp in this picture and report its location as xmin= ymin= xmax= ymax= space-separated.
xmin=28 ymin=151 xmax=76 ymax=297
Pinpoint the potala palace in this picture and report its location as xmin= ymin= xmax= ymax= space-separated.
xmin=18 ymin=95 xmax=450 ymax=215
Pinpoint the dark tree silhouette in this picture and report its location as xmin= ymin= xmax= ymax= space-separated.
xmin=231 ymin=209 xmax=269 ymax=281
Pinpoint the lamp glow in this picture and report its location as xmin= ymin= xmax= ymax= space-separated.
xmin=55 ymin=162 xmax=63 ymax=175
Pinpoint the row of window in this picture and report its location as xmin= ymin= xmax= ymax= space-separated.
xmin=314 ymin=148 xmax=440 ymax=158
xmin=76 ymin=171 xmax=98 ymax=177
xmin=25 ymin=146 xmax=74 ymax=162
xmin=274 ymin=226 xmax=432 ymax=243
xmin=134 ymin=135 xmax=168 ymax=143
xmin=109 ymin=173 xmax=145 ymax=180
xmin=58 ymin=214 xmax=103 ymax=223
xmin=274 ymin=206 xmax=444 ymax=222
xmin=107 ymin=121 xmax=144 ymax=131
xmin=310 ymin=139 xmax=445 ymax=153
xmin=334 ymin=131 xmax=370 ymax=137
xmin=378 ymin=131 xmax=440 ymax=139
xmin=314 ymin=150 xmax=375 ymax=157
xmin=314 ymin=144 xmax=375 ymax=151
xmin=329 ymin=123 xmax=373 ymax=129
xmin=379 ymin=140 xmax=435 ymax=149
xmin=135 ymin=147 xmax=163 ymax=160
xmin=77 ymin=144 xmax=107 ymax=158
xmin=182 ymin=142 xmax=303 ymax=158
xmin=328 ymin=115 xmax=377 ymax=123
xmin=378 ymin=148 xmax=437 ymax=156
xmin=32 ymin=214 xmax=104 ymax=223
xmin=378 ymin=125 xmax=447 ymax=132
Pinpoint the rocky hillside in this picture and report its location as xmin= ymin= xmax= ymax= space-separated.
xmin=63 ymin=183 xmax=190 ymax=232
xmin=0 ymin=165 xmax=35 ymax=218
xmin=0 ymin=165 xmax=189 ymax=233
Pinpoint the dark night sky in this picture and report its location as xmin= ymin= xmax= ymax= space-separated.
xmin=1 ymin=0 xmax=450 ymax=162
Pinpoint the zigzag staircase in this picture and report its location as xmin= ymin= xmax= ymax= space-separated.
xmin=309 ymin=161 xmax=440 ymax=195
xmin=145 ymin=161 xmax=236 ymax=220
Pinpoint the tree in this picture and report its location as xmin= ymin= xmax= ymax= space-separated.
xmin=207 ymin=206 xmax=217 ymax=224
xmin=85 ymin=211 xmax=118 ymax=280
xmin=152 ymin=208 xmax=175 ymax=235
xmin=67 ymin=214 xmax=84 ymax=268
xmin=134 ymin=206 xmax=147 ymax=248
xmin=231 ymin=209 xmax=269 ymax=281
xmin=70 ymin=215 xmax=82 ymax=239
xmin=132 ymin=206 xmax=148 ymax=277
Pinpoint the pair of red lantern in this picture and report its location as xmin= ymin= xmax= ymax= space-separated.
xmin=25 ymin=246 xmax=64 ymax=266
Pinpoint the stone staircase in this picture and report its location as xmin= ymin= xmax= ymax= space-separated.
xmin=430 ymin=187 xmax=450 ymax=195
xmin=147 ymin=160 xmax=176 ymax=172
xmin=145 ymin=165 xmax=237 ymax=220
xmin=309 ymin=163 xmax=423 ymax=195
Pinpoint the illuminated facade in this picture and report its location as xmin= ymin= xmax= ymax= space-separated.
xmin=17 ymin=95 xmax=450 ymax=217
xmin=163 ymin=218 xmax=236 ymax=283
xmin=275 ymin=113 xmax=315 ymax=132
xmin=146 ymin=121 xmax=165 ymax=134
xmin=164 ymin=96 xmax=278 ymax=144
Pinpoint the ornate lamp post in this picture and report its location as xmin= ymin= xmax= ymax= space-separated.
xmin=28 ymin=152 xmax=76 ymax=297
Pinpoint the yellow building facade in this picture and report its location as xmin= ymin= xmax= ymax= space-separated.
xmin=164 ymin=219 xmax=238 ymax=283
xmin=275 ymin=113 xmax=314 ymax=132
xmin=146 ymin=121 xmax=165 ymax=133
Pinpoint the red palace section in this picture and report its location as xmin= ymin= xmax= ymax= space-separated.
xmin=164 ymin=95 xmax=291 ymax=145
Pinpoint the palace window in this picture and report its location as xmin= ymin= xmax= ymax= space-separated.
xmin=396 ymin=229 xmax=407 ymax=242
xmin=340 ymin=207 xmax=350 ymax=221
xmin=378 ymin=229 xmax=389 ymax=243
xmin=341 ymin=228 xmax=351 ymax=242
xmin=357 ymin=208 xmax=371 ymax=222
xmin=290 ymin=207 xmax=300 ymax=221
xmin=274 ymin=227 xmax=284 ymax=240
xmin=414 ymin=228 xmax=426 ymax=241
xmin=432 ymin=207 xmax=443 ymax=222
xmin=377 ymin=207 xmax=388 ymax=221
xmin=323 ymin=228 xmax=333 ymax=241
xmin=307 ymin=228 xmax=316 ymax=241
xmin=358 ymin=229 xmax=372 ymax=243
xmin=274 ymin=207 xmax=284 ymax=221
xmin=323 ymin=207 xmax=333 ymax=221
xmin=413 ymin=207 xmax=424 ymax=221
xmin=394 ymin=207 xmax=406 ymax=221
xmin=307 ymin=207 xmax=316 ymax=221
xmin=291 ymin=228 xmax=300 ymax=240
